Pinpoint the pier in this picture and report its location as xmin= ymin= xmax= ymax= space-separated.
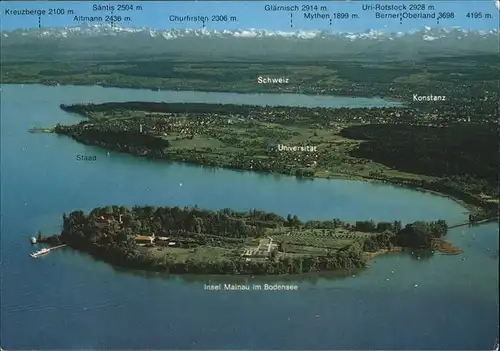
xmin=28 ymin=127 xmax=54 ymax=134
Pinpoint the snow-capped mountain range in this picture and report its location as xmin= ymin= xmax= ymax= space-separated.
xmin=2 ymin=24 xmax=499 ymax=41
xmin=2 ymin=25 xmax=498 ymax=61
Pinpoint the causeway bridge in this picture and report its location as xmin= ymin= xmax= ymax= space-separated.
xmin=448 ymin=217 xmax=498 ymax=230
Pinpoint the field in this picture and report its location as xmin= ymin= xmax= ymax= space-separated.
xmin=140 ymin=246 xmax=237 ymax=263
xmin=267 ymin=228 xmax=370 ymax=255
xmin=3 ymin=55 xmax=498 ymax=101
xmin=137 ymin=227 xmax=376 ymax=264
xmin=0 ymin=61 xmax=351 ymax=95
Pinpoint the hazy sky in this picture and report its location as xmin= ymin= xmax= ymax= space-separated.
xmin=1 ymin=1 xmax=499 ymax=32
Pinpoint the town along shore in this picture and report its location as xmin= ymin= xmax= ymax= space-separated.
xmin=52 ymin=102 xmax=498 ymax=221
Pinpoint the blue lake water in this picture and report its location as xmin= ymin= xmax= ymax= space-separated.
xmin=1 ymin=84 xmax=497 ymax=350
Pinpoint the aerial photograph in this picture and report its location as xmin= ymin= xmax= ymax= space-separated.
xmin=0 ymin=0 xmax=498 ymax=350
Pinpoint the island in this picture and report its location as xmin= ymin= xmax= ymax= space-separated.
xmin=52 ymin=102 xmax=498 ymax=221
xmin=43 ymin=205 xmax=454 ymax=274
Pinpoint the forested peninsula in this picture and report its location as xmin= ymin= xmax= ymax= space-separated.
xmin=44 ymin=205 xmax=452 ymax=274
xmin=52 ymin=102 xmax=498 ymax=220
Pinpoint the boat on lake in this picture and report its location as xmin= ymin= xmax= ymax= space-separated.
xmin=30 ymin=248 xmax=51 ymax=258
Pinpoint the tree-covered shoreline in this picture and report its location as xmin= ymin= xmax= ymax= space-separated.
xmin=53 ymin=102 xmax=498 ymax=220
xmin=49 ymin=205 xmax=452 ymax=275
